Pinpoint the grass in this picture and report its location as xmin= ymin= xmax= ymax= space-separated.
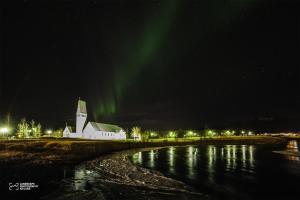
xmin=0 ymin=136 xmax=288 ymax=166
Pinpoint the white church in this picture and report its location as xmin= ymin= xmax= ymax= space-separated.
xmin=63 ymin=99 xmax=126 ymax=140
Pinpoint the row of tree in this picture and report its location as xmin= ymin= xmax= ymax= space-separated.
xmin=128 ymin=127 xmax=254 ymax=141
xmin=17 ymin=118 xmax=42 ymax=138
xmin=14 ymin=120 xmax=253 ymax=140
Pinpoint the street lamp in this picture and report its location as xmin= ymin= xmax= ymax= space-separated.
xmin=0 ymin=127 xmax=10 ymax=138
xmin=0 ymin=127 xmax=9 ymax=133
xmin=150 ymin=132 xmax=157 ymax=138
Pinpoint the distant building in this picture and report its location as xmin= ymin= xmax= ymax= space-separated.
xmin=63 ymin=99 xmax=126 ymax=140
xmin=62 ymin=126 xmax=73 ymax=138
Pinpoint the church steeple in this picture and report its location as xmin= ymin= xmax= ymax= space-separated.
xmin=76 ymin=98 xmax=87 ymax=135
xmin=77 ymin=98 xmax=87 ymax=114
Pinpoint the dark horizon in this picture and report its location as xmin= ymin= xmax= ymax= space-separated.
xmin=1 ymin=0 xmax=299 ymax=132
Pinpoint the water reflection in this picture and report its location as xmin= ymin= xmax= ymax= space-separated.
xmin=232 ymin=145 xmax=236 ymax=168
xmin=131 ymin=143 xmax=258 ymax=180
xmin=149 ymin=150 xmax=155 ymax=167
xmin=221 ymin=147 xmax=224 ymax=159
xmin=225 ymin=145 xmax=238 ymax=171
xmin=286 ymin=140 xmax=299 ymax=161
xmin=131 ymin=152 xmax=143 ymax=165
xmin=130 ymin=145 xmax=257 ymax=182
xmin=224 ymin=145 xmax=255 ymax=171
xmin=242 ymin=145 xmax=246 ymax=168
xmin=187 ymin=146 xmax=197 ymax=178
xmin=249 ymin=145 xmax=254 ymax=168
xmin=73 ymin=168 xmax=95 ymax=190
xmin=168 ymin=147 xmax=175 ymax=173
xmin=226 ymin=145 xmax=231 ymax=170
xmin=207 ymin=146 xmax=216 ymax=181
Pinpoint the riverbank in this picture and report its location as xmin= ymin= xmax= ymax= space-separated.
xmin=42 ymin=148 xmax=208 ymax=200
xmin=0 ymin=136 xmax=287 ymax=166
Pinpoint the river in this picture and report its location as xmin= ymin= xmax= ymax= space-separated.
xmin=129 ymin=140 xmax=300 ymax=199
xmin=1 ymin=140 xmax=300 ymax=200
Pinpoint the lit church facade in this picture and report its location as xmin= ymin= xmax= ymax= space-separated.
xmin=63 ymin=99 xmax=126 ymax=140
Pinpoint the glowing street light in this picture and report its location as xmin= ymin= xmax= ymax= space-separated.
xmin=207 ymin=130 xmax=216 ymax=137
xmin=46 ymin=130 xmax=53 ymax=134
xmin=0 ymin=127 xmax=10 ymax=138
xmin=150 ymin=132 xmax=157 ymax=137
xmin=186 ymin=131 xmax=194 ymax=137
xmin=0 ymin=127 xmax=9 ymax=134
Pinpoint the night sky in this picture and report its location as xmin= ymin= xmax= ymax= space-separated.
xmin=1 ymin=0 xmax=299 ymax=131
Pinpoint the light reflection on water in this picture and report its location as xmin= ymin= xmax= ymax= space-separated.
xmin=286 ymin=140 xmax=299 ymax=161
xmin=249 ymin=145 xmax=254 ymax=168
xmin=132 ymin=152 xmax=143 ymax=164
xmin=73 ymin=168 xmax=97 ymax=191
xmin=129 ymin=145 xmax=282 ymax=199
xmin=168 ymin=147 xmax=175 ymax=173
xmin=128 ymin=141 xmax=300 ymax=199
xmin=207 ymin=146 xmax=215 ymax=181
xmin=242 ymin=145 xmax=246 ymax=168
xmin=66 ymin=142 xmax=300 ymax=200
xmin=187 ymin=146 xmax=197 ymax=178
xmin=131 ymin=144 xmax=256 ymax=180
xmin=74 ymin=168 xmax=85 ymax=190
xmin=149 ymin=150 xmax=155 ymax=168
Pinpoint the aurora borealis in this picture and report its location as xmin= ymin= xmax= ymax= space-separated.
xmin=94 ymin=0 xmax=180 ymax=118
xmin=93 ymin=0 xmax=257 ymax=119
xmin=1 ymin=0 xmax=299 ymax=131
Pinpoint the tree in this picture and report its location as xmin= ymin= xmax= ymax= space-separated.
xmin=205 ymin=129 xmax=216 ymax=137
xmin=177 ymin=129 xmax=185 ymax=138
xmin=17 ymin=118 xmax=29 ymax=138
xmin=131 ymin=126 xmax=141 ymax=140
xmin=52 ymin=129 xmax=63 ymax=137
xmin=140 ymin=131 xmax=150 ymax=142
xmin=36 ymin=123 xmax=42 ymax=137
xmin=30 ymin=120 xmax=36 ymax=138
xmin=168 ymin=131 xmax=177 ymax=138
xmin=124 ymin=128 xmax=131 ymax=139
xmin=223 ymin=130 xmax=234 ymax=136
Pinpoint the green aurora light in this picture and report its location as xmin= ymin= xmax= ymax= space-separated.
xmin=93 ymin=0 xmax=257 ymax=120
xmin=93 ymin=0 xmax=180 ymax=119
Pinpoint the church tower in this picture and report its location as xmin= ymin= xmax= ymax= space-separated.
xmin=76 ymin=98 xmax=87 ymax=135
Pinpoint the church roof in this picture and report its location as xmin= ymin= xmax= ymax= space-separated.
xmin=77 ymin=100 xmax=87 ymax=114
xmin=65 ymin=126 xmax=73 ymax=132
xmin=89 ymin=122 xmax=123 ymax=132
